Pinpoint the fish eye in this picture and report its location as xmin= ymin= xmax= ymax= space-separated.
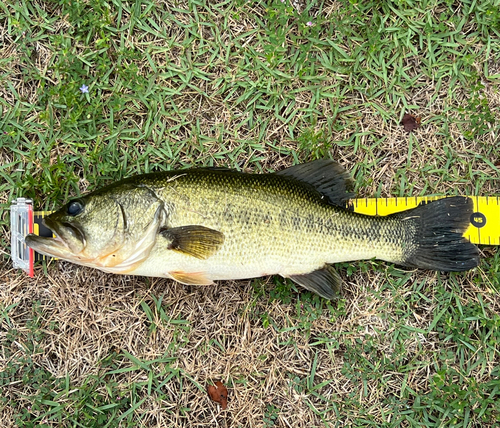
xmin=67 ymin=200 xmax=84 ymax=216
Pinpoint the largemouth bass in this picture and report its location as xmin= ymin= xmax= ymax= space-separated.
xmin=25 ymin=160 xmax=479 ymax=299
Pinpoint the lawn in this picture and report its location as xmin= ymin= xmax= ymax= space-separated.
xmin=1 ymin=0 xmax=499 ymax=426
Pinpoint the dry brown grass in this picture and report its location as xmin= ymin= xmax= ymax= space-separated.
xmin=1 ymin=257 xmax=498 ymax=426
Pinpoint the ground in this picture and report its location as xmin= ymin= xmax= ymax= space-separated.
xmin=0 ymin=0 xmax=499 ymax=426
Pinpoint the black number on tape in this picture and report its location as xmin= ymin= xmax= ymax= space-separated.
xmin=470 ymin=212 xmax=486 ymax=228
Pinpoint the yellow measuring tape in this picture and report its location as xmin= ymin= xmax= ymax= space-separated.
xmin=32 ymin=196 xmax=499 ymax=253
xmin=347 ymin=196 xmax=499 ymax=246
xmin=33 ymin=210 xmax=56 ymax=261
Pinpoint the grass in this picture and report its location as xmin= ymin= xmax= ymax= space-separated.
xmin=0 ymin=0 xmax=499 ymax=426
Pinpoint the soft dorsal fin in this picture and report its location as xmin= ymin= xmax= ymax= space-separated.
xmin=276 ymin=159 xmax=355 ymax=206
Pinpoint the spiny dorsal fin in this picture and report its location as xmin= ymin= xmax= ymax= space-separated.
xmin=160 ymin=225 xmax=224 ymax=259
xmin=287 ymin=264 xmax=342 ymax=300
xmin=276 ymin=159 xmax=355 ymax=206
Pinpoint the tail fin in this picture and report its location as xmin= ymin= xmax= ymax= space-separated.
xmin=394 ymin=196 xmax=479 ymax=271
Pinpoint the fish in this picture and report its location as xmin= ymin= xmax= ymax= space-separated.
xmin=25 ymin=160 xmax=479 ymax=299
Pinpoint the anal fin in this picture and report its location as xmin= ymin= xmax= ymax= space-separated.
xmin=287 ymin=265 xmax=342 ymax=300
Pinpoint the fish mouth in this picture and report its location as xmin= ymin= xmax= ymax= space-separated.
xmin=25 ymin=218 xmax=86 ymax=259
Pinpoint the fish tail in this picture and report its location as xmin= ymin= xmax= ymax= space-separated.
xmin=394 ymin=196 xmax=479 ymax=271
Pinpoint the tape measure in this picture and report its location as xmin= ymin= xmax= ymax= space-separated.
xmin=32 ymin=210 xmax=56 ymax=262
xmin=347 ymin=196 xmax=499 ymax=246
xmin=10 ymin=196 xmax=499 ymax=277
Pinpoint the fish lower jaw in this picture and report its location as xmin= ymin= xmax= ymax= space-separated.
xmin=94 ymin=260 xmax=149 ymax=275
xmin=25 ymin=234 xmax=73 ymax=259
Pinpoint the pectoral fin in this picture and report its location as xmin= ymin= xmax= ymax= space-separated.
xmin=169 ymin=271 xmax=213 ymax=285
xmin=288 ymin=265 xmax=342 ymax=300
xmin=160 ymin=225 xmax=224 ymax=259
